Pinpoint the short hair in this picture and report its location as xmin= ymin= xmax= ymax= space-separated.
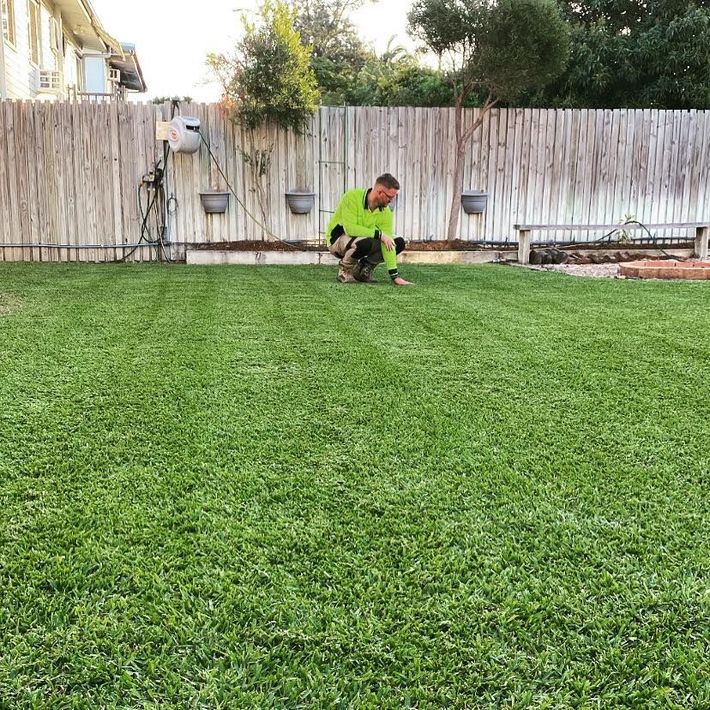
xmin=375 ymin=173 xmax=400 ymax=191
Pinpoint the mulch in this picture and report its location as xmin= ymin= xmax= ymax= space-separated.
xmin=191 ymin=240 xmax=507 ymax=252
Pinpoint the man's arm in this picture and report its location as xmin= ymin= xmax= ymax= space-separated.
xmin=377 ymin=209 xmax=395 ymax=250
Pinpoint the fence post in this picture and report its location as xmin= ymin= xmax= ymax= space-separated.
xmin=695 ymin=226 xmax=708 ymax=260
xmin=517 ymin=228 xmax=530 ymax=264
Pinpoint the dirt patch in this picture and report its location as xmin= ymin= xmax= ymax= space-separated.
xmin=405 ymin=240 xmax=504 ymax=251
xmin=0 ymin=294 xmax=23 ymax=315
xmin=530 ymin=263 xmax=621 ymax=278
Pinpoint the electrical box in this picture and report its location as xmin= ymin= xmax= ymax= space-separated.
xmin=155 ymin=121 xmax=171 ymax=141
xmin=167 ymin=116 xmax=201 ymax=154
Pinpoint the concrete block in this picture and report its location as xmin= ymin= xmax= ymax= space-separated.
xmin=254 ymin=251 xmax=320 ymax=265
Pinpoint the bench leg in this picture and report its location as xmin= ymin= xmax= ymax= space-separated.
xmin=518 ymin=229 xmax=531 ymax=264
xmin=695 ymin=227 xmax=708 ymax=260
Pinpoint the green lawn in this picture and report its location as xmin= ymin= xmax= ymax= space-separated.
xmin=0 ymin=263 xmax=708 ymax=708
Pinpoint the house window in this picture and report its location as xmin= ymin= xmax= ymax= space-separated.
xmin=49 ymin=16 xmax=58 ymax=55
xmin=2 ymin=0 xmax=16 ymax=45
xmin=28 ymin=0 xmax=40 ymax=65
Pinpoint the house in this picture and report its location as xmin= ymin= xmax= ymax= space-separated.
xmin=0 ymin=0 xmax=146 ymax=101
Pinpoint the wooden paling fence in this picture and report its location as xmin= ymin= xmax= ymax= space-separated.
xmin=1 ymin=101 xmax=709 ymax=261
xmin=0 ymin=101 xmax=160 ymax=262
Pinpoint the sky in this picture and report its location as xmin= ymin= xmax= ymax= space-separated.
xmin=89 ymin=0 xmax=417 ymax=103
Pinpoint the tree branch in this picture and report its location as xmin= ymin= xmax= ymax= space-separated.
xmin=461 ymin=94 xmax=497 ymax=145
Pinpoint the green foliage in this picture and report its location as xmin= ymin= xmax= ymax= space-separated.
xmin=346 ymin=42 xmax=455 ymax=106
xmin=409 ymin=0 xmax=570 ymax=104
xmin=350 ymin=62 xmax=455 ymax=106
xmin=291 ymin=0 xmax=371 ymax=60
xmin=0 ymin=263 xmax=709 ymax=705
xmin=478 ymin=0 xmax=571 ymax=102
xmin=310 ymin=54 xmax=374 ymax=105
xmin=289 ymin=0 xmax=455 ymax=107
xmin=408 ymin=0 xmax=484 ymax=57
xmin=207 ymin=1 xmax=319 ymax=131
xmin=290 ymin=0 xmax=375 ymax=105
xmin=526 ymin=0 xmax=710 ymax=108
xmin=408 ymin=0 xmax=569 ymax=242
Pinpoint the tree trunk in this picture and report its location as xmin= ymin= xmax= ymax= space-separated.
xmin=446 ymin=143 xmax=468 ymax=244
xmin=444 ymin=97 xmax=497 ymax=246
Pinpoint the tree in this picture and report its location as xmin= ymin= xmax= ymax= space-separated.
xmin=409 ymin=0 xmax=570 ymax=243
xmin=206 ymin=1 xmax=319 ymax=237
xmin=346 ymin=40 xmax=455 ymax=106
xmin=290 ymin=0 xmax=375 ymax=105
xmin=290 ymin=0 xmax=456 ymax=108
xmin=526 ymin=0 xmax=710 ymax=108
xmin=207 ymin=1 xmax=319 ymax=132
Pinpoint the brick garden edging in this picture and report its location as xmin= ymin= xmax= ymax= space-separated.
xmin=619 ymin=260 xmax=710 ymax=280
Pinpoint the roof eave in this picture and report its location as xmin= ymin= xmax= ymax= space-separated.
xmin=110 ymin=44 xmax=147 ymax=93
xmin=53 ymin=0 xmax=123 ymax=56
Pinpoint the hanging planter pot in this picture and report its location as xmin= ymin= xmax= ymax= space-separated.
xmin=461 ymin=190 xmax=489 ymax=214
xmin=285 ymin=190 xmax=315 ymax=215
xmin=199 ymin=191 xmax=229 ymax=214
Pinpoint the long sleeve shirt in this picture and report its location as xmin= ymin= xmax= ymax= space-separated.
xmin=326 ymin=188 xmax=394 ymax=242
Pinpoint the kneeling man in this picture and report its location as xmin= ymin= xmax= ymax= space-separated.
xmin=326 ymin=173 xmax=413 ymax=286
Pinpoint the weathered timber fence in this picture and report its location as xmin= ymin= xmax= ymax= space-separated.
xmin=1 ymin=101 xmax=709 ymax=261
xmin=0 ymin=101 xmax=160 ymax=262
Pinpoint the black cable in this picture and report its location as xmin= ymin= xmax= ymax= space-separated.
xmin=618 ymin=220 xmax=675 ymax=258
xmin=117 ymin=143 xmax=173 ymax=263
xmin=117 ymin=179 xmax=161 ymax=263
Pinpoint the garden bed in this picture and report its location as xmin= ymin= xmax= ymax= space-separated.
xmin=189 ymin=239 xmax=506 ymax=252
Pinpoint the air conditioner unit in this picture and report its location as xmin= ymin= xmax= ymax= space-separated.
xmin=39 ymin=70 xmax=62 ymax=93
xmin=108 ymin=68 xmax=120 ymax=83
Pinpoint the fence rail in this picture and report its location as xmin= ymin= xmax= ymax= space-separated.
xmin=1 ymin=101 xmax=709 ymax=261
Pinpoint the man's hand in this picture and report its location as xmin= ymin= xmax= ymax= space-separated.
xmin=380 ymin=234 xmax=395 ymax=251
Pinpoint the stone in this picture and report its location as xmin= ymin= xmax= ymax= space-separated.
xmin=529 ymin=249 xmax=543 ymax=265
xmin=549 ymin=248 xmax=568 ymax=264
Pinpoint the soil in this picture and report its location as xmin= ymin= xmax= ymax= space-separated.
xmin=191 ymin=239 xmax=508 ymax=252
xmin=192 ymin=240 xmax=320 ymax=252
xmin=190 ymin=239 xmax=692 ymax=254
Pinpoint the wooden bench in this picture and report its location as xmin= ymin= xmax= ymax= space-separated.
xmin=513 ymin=222 xmax=710 ymax=264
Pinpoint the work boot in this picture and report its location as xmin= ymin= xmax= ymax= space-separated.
xmin=352 ymin=259 xmax=377 ymax=283
xmin=336 ymin=263 xmax=357 ymax=283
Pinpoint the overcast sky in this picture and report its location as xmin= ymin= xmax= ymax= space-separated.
xmin=89 ymin=0 xmax=416 ymax=102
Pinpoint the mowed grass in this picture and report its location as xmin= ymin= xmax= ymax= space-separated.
xmin=0 ymin=262 xmax=708 ymax=708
